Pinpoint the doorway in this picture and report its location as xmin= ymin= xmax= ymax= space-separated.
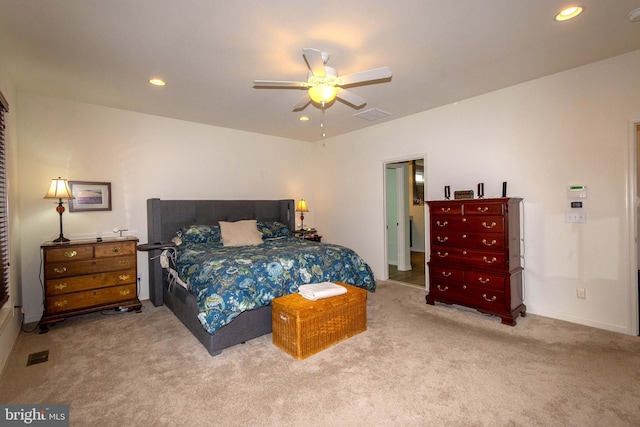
xmin=384 ymin=157 xmax=427 ymax=288
xmin=634 ymin=122 xmax=640 ymax=335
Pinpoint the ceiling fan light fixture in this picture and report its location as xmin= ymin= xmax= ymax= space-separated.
xmin=149 ymin=78 xmax=166 ymax=86
xmin=308 ymin=84 xmax=337 ymax=104
xmin=555 ymin=6 xmax=583 ymax=21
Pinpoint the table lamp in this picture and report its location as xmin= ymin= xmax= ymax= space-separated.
xmin=296 ymin=199 xmax=309 ymax=230
xmin=44 ymin=177 xmax=75 ymax=242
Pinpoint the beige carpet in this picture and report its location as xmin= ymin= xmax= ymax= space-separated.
xmin=1 ymin=281 xmax=639 ymax=427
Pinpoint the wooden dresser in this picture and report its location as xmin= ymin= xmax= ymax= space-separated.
xmin=40 ymin=237 xmax=141 ymax=331
xmin=426 ymin=198 xmax=525 ymax=325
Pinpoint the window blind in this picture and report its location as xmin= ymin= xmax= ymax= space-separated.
xmin=0 ymin=90 xmax=8 ymax=309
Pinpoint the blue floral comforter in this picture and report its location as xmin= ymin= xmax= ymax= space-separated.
xmin=175 ymin=237 xmax=376 ymax=334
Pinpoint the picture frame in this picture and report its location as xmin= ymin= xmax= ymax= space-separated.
xmin=68 ymin=181 xmax=112 ymax=212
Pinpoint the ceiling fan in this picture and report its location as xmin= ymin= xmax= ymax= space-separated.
xmin=253 ymin=48 xmax=392 ymax=111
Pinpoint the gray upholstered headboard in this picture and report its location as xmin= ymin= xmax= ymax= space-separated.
xmin=146 ymin=198 xmax=295 ymax=306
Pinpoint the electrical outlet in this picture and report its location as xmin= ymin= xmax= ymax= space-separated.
xmin=565 ymin=212 xmax=586 ymax=223
xmin=576 ymin=288 xmax=586 ymax=299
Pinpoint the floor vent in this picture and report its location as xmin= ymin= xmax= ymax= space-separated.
xmin=354 ymin=108 xmax=391 ymax=121
xmin=26 ymin=350 xmax=49 ymax=366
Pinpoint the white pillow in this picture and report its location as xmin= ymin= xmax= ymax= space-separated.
xmin=219 ymin=220 xmax=264 ymax=247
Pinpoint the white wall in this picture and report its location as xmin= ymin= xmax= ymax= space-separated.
xmin=313 ymin=50 xmax=640 ymax=335
xmin=17 ymin=95 xmax=315 ymax=322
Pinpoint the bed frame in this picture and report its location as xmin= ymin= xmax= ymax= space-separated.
xmin=146 ymin=198 xmax=295 ymax=356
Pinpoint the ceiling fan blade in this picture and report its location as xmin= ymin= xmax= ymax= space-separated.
xmin=302 ymin=48 xmax=326 ymax=77
xmin=336 ymin=88 xmax=366 ymax=108
xmin=253 ymin=80 xmax=308 ymax=88
xmin=292 ymin=94 xmax=311 ymax=111
xmin=337 ymin=66 xmax=392 ymax=86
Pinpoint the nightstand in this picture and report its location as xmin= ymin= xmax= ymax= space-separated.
xmin=40 ymin=237 xmax=142 ymax=332
xmin=294 ymin=229 xmax=322 ymax=242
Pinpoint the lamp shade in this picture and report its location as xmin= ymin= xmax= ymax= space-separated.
xmin=308 ymin=84 xmax=337 ymax=104
xmin=44 ymin=177 xmax=75 ymax=200
xmin=296 ymin=199 xmax=309 ymax=213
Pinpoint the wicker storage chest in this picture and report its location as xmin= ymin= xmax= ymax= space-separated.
xmin=271 ymin=283 xmax=367 ymax=360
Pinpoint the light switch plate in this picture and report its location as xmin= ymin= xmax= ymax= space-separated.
xmin=565 ymin=212 xmax=586 ymax=223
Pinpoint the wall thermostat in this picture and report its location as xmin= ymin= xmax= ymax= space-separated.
xmin=567 ymin=185 xmax=587 ymax=199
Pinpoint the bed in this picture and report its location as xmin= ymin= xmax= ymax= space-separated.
xmin=145 ymin=198 xmax=376 ymax=356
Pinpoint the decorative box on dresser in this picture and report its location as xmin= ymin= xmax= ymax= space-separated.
xmin=40 ymin=237 xmax=141 ymax=332
xmin=426 ymin=197 xmax=526 ymax=325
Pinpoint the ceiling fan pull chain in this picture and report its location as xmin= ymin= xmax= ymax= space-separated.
xmin=321 ymin=101 xmax=326 ymax=137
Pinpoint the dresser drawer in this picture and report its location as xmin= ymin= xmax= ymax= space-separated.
xmin=45 ymin=283 xmax=137 ymax=314
xmin=429 ymin=265 xmax=464 ymax=283
xmin=465 ymin=286 xmax=506 ymax=310
xmin=430 ymin=231 xmax=506 ymax=251
xmin=430 ymin=215 xmax=466 ymax=231
xmin=45 ymin=256 xmax=136 ymax=278
xmin=429 ymin=280 xmax=466 ymax=298
xmin=461 ymin=249 xmax=506 ymax=269
xmin=430 ymin=247 xmax=506 ymax=269
xmin=45 ymin=268 xmax=137 ymax=296
xmin=44 ymin=245 xmax=94 ymax=262
xmin=94 ymin=241 xmax=136 ymax=258
xmin=465 ymin=271 xmax=506 ymax=291
xmin=464 ymin=202 xmax=505 ymax=216
xmin=462 ymin=216 xmax=505 ymax=233
xmin=429 ymin=203 xmax=463 ymax=215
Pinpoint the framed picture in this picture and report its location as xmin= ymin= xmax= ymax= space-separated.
xmin=68 ymin=181 xmax=112 ymax=212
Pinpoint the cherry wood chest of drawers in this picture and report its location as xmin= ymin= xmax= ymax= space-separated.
xmin=40 ymin=237 xmax=141 ymax=330
xmin=426 ymin=198 xmax=526 ymax=325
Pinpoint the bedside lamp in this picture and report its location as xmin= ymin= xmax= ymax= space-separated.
xmin=296 ymin=199 xmax=309 ymax=230
xmin=44 ymin=177 xmax=75 ymax=242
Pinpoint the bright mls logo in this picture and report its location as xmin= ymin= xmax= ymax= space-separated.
xmin=1 ymin=405 xmax=69 ymax=426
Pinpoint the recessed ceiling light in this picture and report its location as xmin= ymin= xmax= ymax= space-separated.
xmin=149 ymin=78 xmax=166 ymax=86
xmin=299 ymin=116 xmax=310 ymax=121
xmin=555 ymin=6 xmax=584 ymax=21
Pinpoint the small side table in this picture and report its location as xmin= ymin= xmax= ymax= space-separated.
xmin=294 ymin=230 xmax=322 ymax=243
xmin=137 ymin=242 xmax=176 ymax=252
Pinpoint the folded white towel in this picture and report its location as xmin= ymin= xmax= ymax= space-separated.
xmin=298 ymin=282 xmax=347 ymax=301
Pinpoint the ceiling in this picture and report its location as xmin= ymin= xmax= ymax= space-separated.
xmin=1 ymin=1 xmax=639 ymax=143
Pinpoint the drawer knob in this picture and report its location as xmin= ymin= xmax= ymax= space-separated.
xmin=482 ymin=294 xmax=497 ymax=302
xmin=440 ymin=207 xmax=451 ymax=213
xmin=64 ymin=250 xmax=77 ymax=258
xmin=483 ymin=256 xmax=498 ymax=264
xmin=436 ymin=236 xmax=448 ymax=243
xmin=119 ymin=289 xmax=131 ymax=296
xmin=54 ymin=283 xmax=68 ymax=290
xmin=482 ymin=221 xmax=497 ymax=229
xmin=119 ymin=274 xmax=130 ymax=281
xmin=436 ymin=221 xmax=448 ymax=227
xmin=111 ymin=247 xmax=120 ymax=253
xmin=437 ymin=285 xmax=449 ymax=292
xmin=53 ymin=267 xmax=67 ymax=274
xmin=482 ymin=239 xmax=497 ymax=246
xmin=118 ymin=260 xmax=130 ymax=265
xmin=478 ymin=277 xmax=490 ymax=284
xmin=441 ymin=271 xmax=451 ymax=277
xmin=437 ymin=251 xmax=449 ymax=258
xmin=476 ymin=207 xmax=489 ymax=213
xmin=54 ymin=300 xmax=68 ymax=308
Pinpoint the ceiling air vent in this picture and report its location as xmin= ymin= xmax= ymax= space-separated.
xmin=354 ymin=108 xmax=391 ymax=121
